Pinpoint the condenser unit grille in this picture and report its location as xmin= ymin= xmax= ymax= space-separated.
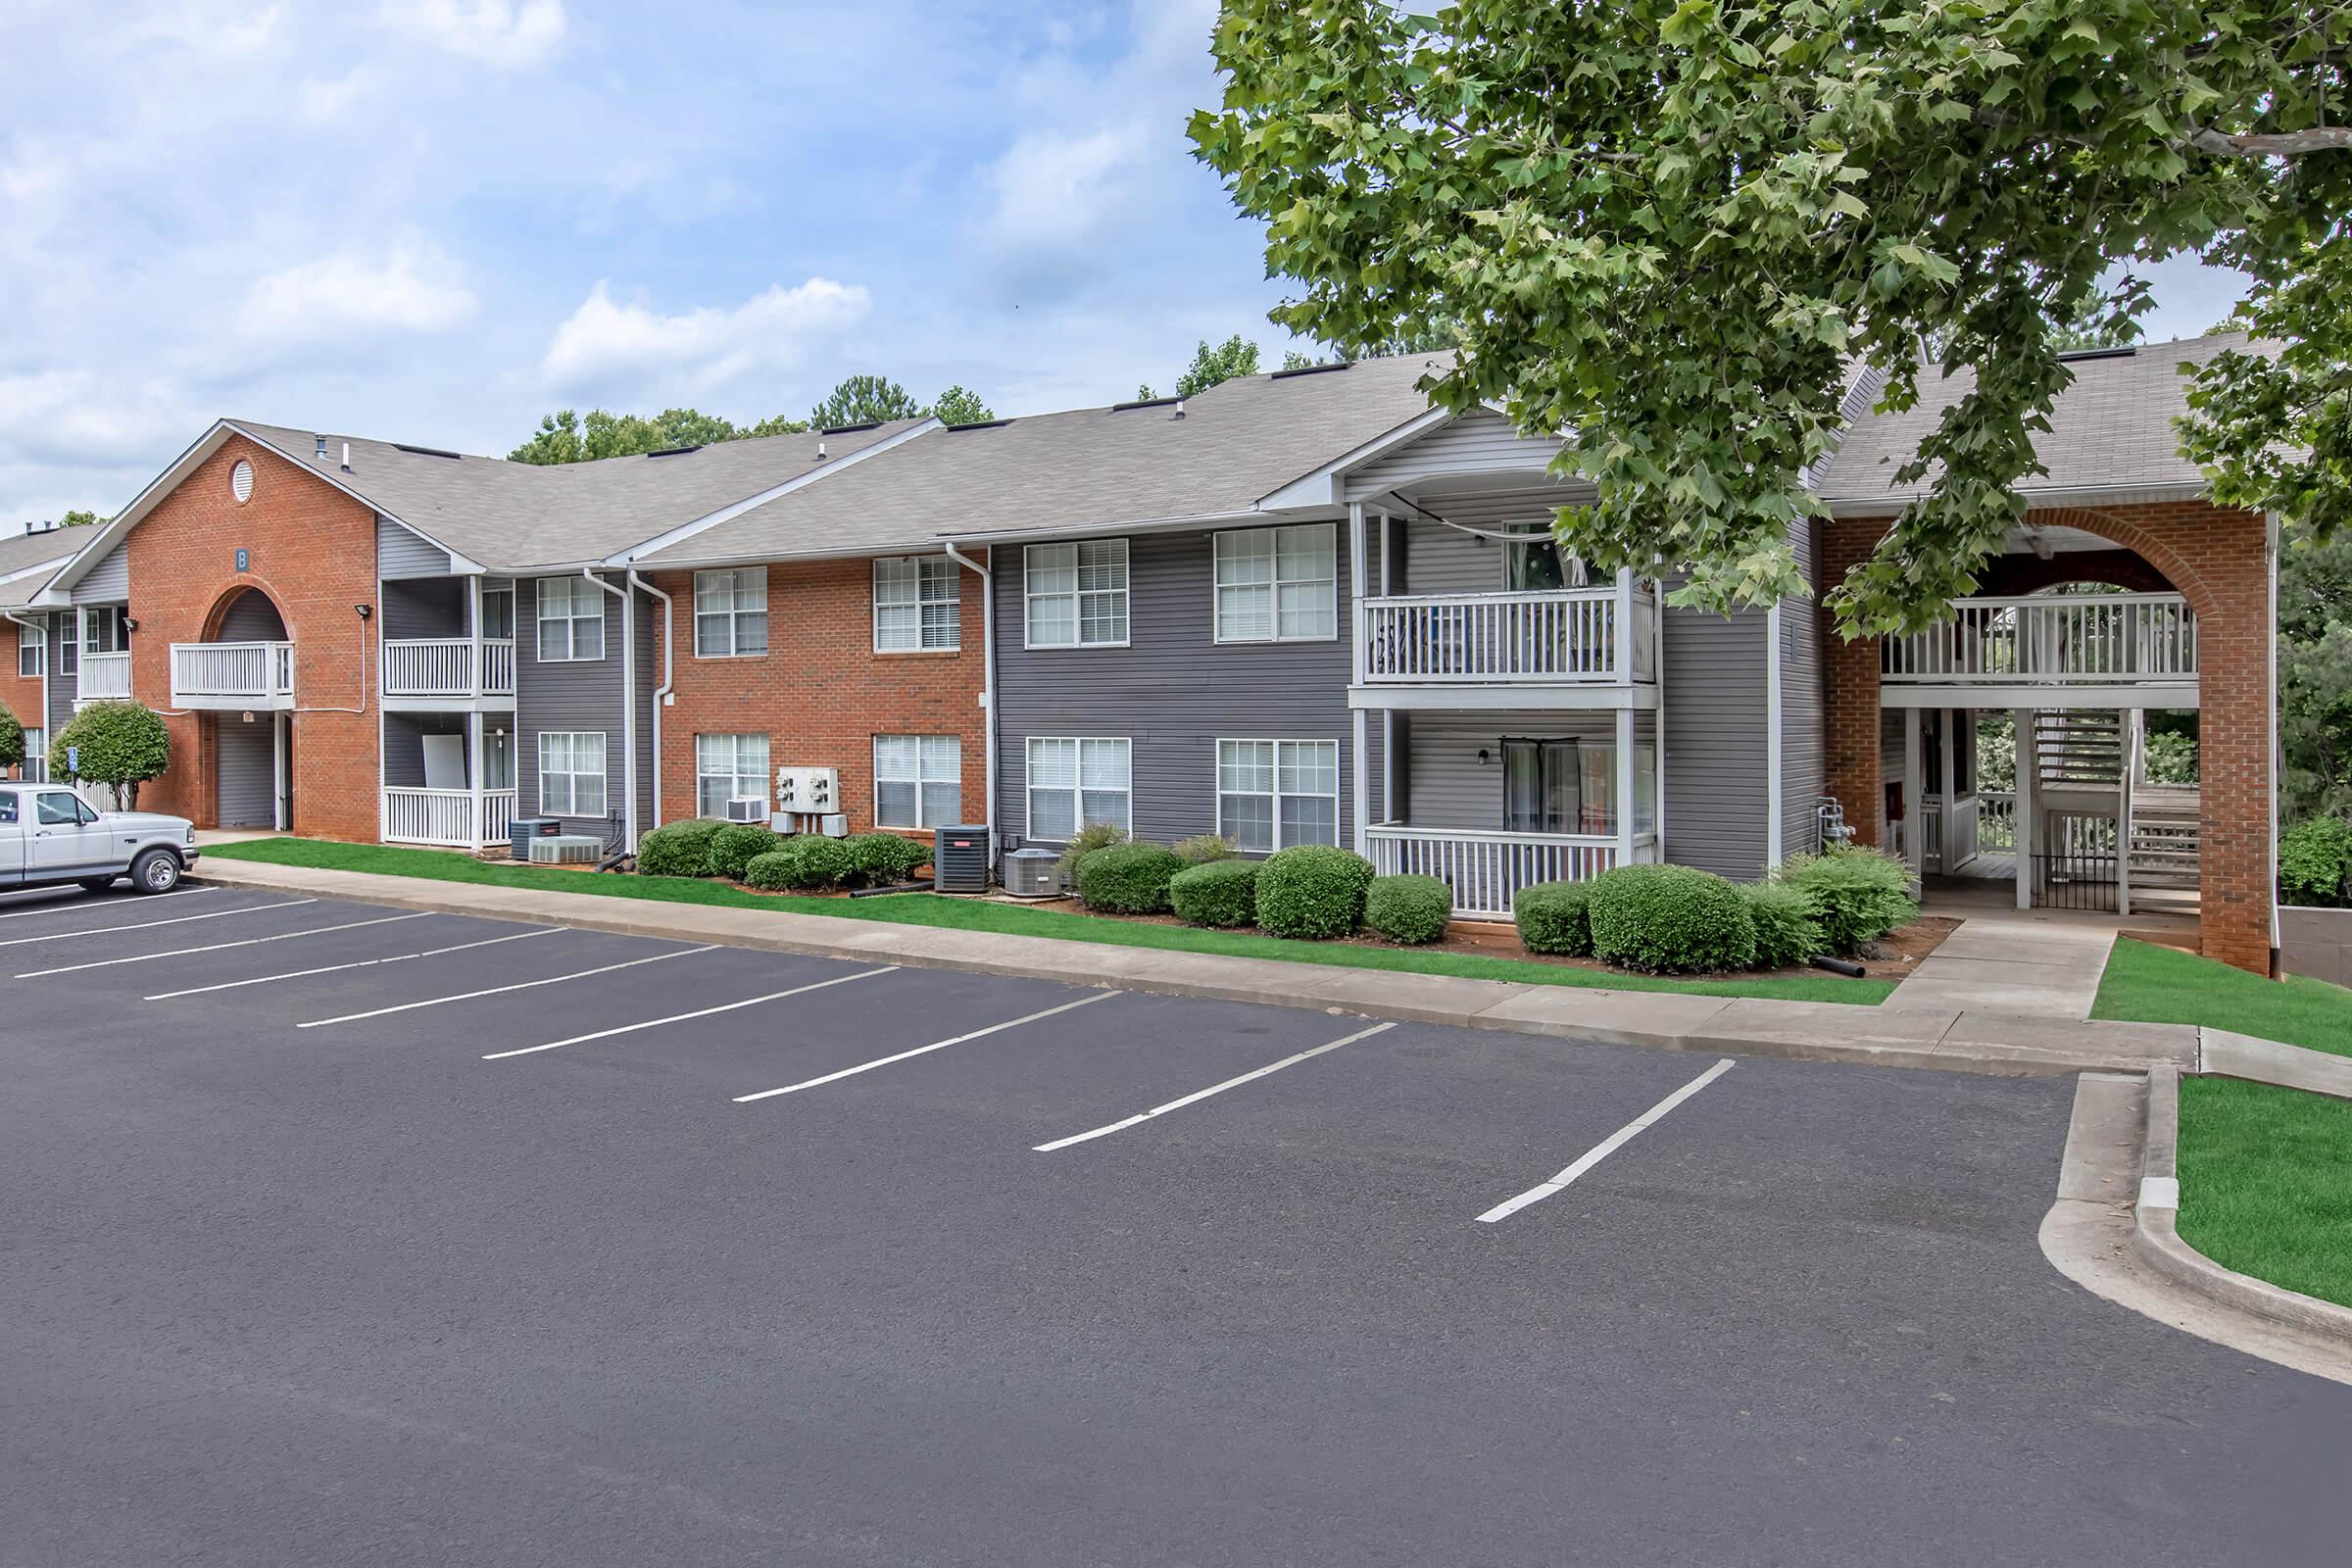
xmin=528 ymin=835 xmax=603 ymax=865
xmin=1003 ymin=848 xmax=1062 ymax=898
xmin=933 ymin=824 xmax=991 ymax=893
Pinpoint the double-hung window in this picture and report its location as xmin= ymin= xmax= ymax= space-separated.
xmin=54 ymin=613 xmax=76 ymax=679
xmin=1025 ymin=737 xmax=1130 ymax=839
xmin=20 ymin=728 xmax=43 ymax=782
xmin=1023 ymin=541 xmax=1127 ymax=647
xmin=82 ymin=605 xmax=128 ymax=656
xmin=873 ymin=735 xmax=961 ymax=828
xmin=1216 ymin=739 xmax=1339 ymax=852
xmin=1212 ymin=524 xmax=1336 ymax=643
xmin=538 ymin=731 xmax=607 ymax=816
xmin=694 ymin=568 xmax=767 ymax=658
xmin=16 ymin=624 xmax=40 ymax=677
xmin=873 ymin=557 xmax=960 ymax=652
xmin=696 ymin=733 xmax=770 ymax=817
xmin=536 ymin=578 xmax=605 ymax=662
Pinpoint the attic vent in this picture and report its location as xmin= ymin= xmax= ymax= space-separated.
xmin=1110 ymin=396 xmax=1180 ymax=412
xmin=314 ymin=434 xmax=329 ymax=459
xmin=2056 ymin=345 xmax=2138 ymax=363
xmin=817 ymin=420 xmax=883 ymax=435
xmin=392 ymin=443 xmax=462 ymax=460
xmin=1270 ymin=360 xmax=1352 ymax=379
xmin=646 ymin=445 xmax=703 ymax=458
xmin=944 ymin=418 xmax=1012 ymax=431
xmin=230 ymin=460 xmax=254 ymax=504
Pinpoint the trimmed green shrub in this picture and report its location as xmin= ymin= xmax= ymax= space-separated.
xmin=0 ymin=703 xmax=23 ymax=771
xmin=1775 ymin=846 xmax=1918 ymax=954
xmin=2279 ymin=815 xmax=2352 ymax=907
xmin=635 ymin=817 xmax=727 ymax=878
xmin=1171 ymin=833 xmax=1238 ymax=865
xmin=741 ymin=834 xmax=857 ymax=891
xmin=1076 ymin=842 xmax=1186 ymax=913
xmin=1515 ymin=881 xmax=1593 ymax=956
xmin=847 ymin=831 xmax=930 ymax=885
xmin=1254 ymin=845 xmax=1376 ymax=940
xmin=709 ymin=823 xmax=786 ymax=880
xmin=1056 ymin=820 xmax=1128 ymax=880
xmin=1365 ymin=874 xmax=1451 ymax=945
xmin=1585 ymin=863 xmax=1758 ymax=973
xmin=1169 ymin=859 xmax=1259 ymax=927
xmin=1743 ymin=880 xmax=1827 ymax=969
xmin=50 ymin=700 xmax=170 ymax=808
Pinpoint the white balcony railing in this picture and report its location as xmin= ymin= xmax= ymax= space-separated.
xmin=382 ymin=787 xmax=518 ymax=848
xmin=1358 ymin=587 xmax=1655 ymax=685
xmin=1882 ymin=595 xmax=2196 ymax=686
xmin=1366 ymin=824 xmax=1651 ymax=919
xmin=382 ymin=637 xmax=516 ymax=700
xmin=76 ymin=651 xmax=132 ymax=702
xmin=170 ymin=641 xmax=295 ymax=705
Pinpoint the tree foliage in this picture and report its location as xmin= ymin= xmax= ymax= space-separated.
xmin=930 ymin=384 xmax=996 ymax=425
xmin=50 ymin=701 xmax=170 ymax=808
xmin=1175 ymin=334 xmax=1261 ymax=397
xmin=808 ymin=373 xmax=925 ymax=429
xmin=510 ymin=375 xmax=996 ymax=464
xmin=0 ymin=702 xmax=23 ymax=770
xmin=1192 ymin=1 xmax=2352 ymax=634
xmin=2279 ymin=520 xmax=2352 ymax=820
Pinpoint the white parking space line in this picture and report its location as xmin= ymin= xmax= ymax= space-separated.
xmin=297 ymin=943 xmax=721 ymax=1028
xmin=0 ymin=887 xmax=206 ymax=922
xmin=0 ymin=897 xmax=313 ymax=949
xmin=1474 ymin=1057 xmax=1739 ymax=1225
xmin=17 ymin=911 xmax=430 ymax=977
xmin=1031 ymin=1019 xmax=1394 ymax=1152
xmin=145 ymin=928 xmax=562 ymax=1001
xmin=734 ymin=989 xmax=1121 ymax=1103
xmin=484 ymin=966 xmax=900 ymax=1060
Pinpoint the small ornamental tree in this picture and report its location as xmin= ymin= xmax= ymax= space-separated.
xmin=51 ymin=701 xmax=170 ymax=808
xmin=0 ymin=702 xmax=24 ymax=773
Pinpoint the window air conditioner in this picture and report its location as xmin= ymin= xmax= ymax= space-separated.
xmin=725 ymin=797 xmax=769 ymax=824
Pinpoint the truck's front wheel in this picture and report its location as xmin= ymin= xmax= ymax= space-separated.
xmin=129 ymin=849 xmax=182 ymax=894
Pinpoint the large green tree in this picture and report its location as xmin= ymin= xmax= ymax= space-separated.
xmin=510 ymin=377 xmax=994 ymax=464
xmin=808 ymin=374 xmax=926 ymax=428
xmin=1192 ymin=1 xmax=2351 ymax=633
xmin=2279 ymin=520 xmax=2352 ymax=821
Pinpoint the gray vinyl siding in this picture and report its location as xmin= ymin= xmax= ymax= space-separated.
xmin=1391 ymin=488 xmax=1592 ymax=595
xmin=44 ymin=615 xmax=74 ymax=735
xmin=1343 ymin=410 xmax=1560 ymax=500
xmin=1402 ymin=712 xmax=1622 ymax=830
xmin=1662 ymin=604 xmax=1771 ymax=879
xmin=217 ymin=589 xmax=286 ymax=642
xmin=514 ymin=574 xmax=627 ymax=841
xmin=382 ymin=712 xmax=468 ymax=789
xmin=215 ymin=716 xmax=275 ymax=827
xmin=993 ymin=526 xmax=1360 ymax=850
xmin=377 ymin=517 xmax=457 ymax=578
xmin=1778 ymin=596 xmax=1824 ymax=859
xmin=71 ymin=542 xmax=128 ymax=604
xmin=381 ymin=576 xmax=466 ymax=639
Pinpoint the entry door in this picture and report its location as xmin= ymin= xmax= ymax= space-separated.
xmin=29 ymin=788 xmax=107 ymax=873
xmin=216 ymin=717 xmax=276 ymax=829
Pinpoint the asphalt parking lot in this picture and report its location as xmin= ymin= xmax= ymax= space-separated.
xmin=4 ymin=881 xmax=2348 ymax=1567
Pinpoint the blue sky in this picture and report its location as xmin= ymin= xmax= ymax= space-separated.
xmin=0 ymin=0 xmax=2256 ymax=525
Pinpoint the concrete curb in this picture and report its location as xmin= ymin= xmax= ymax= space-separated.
xmin=185 ymin=858 xmax=2199 ymax=1080
xmin=2132 ymin=1060 xmax=2352 ymax=1345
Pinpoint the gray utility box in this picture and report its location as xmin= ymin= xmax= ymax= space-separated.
xmin=1003 ymin=848 xmax=1064 ymax=899
xmin=932 ymin=825 xmax=992 ymax=893
xmin=510 ymin=818 xmax=562 ymax=859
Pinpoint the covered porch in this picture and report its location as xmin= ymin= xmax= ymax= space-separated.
xmin=381 ymin=710 xmax=517 ymax=849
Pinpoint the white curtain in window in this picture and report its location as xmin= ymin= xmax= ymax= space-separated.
xmin=696 ymin=733 xmax=770 ymax=816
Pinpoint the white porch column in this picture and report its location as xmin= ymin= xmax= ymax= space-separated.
xmin=1349 ymin=501 xmax=1369 ymax=854
xmin=468 ymin=711 xmax=486 ymax=847
xmin=1615 ymin=705 xmax=1636 ymax=867
xmin=1902 ymin=705 xmax=1925 ymax=878
xmin=1378 ymin=508 xmax=1395 ymax=828
xmin=467 ymin=574 xmax=485 ymax=698
xmin=1614 ymin=565 xmax=1635 ymax=680
xmin=1937 ymin=707 xmax=1957 ymax=872
xmin=2015 ymin=708 xmax=2036 ymax=910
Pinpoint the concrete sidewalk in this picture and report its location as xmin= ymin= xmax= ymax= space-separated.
xmin=181 ymin=858 xmax=2197 ymax=1078
xmin=1884 ymin=918 xmax=2118 ymax=1018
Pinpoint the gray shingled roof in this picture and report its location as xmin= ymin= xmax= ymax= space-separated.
xmin=638 ymin=355 xmax=1455 ymax=566
xmin=230 ymin=418 xmax=925 ymax=572
xmin=1816 ymin=334 xmax=2246 ymax=508
xmin=0 ymin=529 xmax=76 ymax=608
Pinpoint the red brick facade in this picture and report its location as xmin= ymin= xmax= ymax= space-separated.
xmin=124 ymin=435 xmax=381 ymax=841
xmin=645 ymin=551 xmax=990 ymax=837
xmin=0 ymin=617 xmax=42 ymax=778
xmin=1818 ymin=501 xmax=2274 ymax=973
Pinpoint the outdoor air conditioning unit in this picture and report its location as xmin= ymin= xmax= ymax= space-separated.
xmin=725 ymin=797 xmax=769 ymax=824
xmin=527 ymin=834 xmax=602 ymax=865
xmin=933 ymin=824 xmax=992 ymax=893
xmin=1003 ymin=847 xmax=1063 ymax=899
xmin=509 ymin=817 xmax=562 ymax=859
xmin=818 ymin=813 xmax=849 ymax=838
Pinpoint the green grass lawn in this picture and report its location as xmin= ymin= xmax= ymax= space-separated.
xmin=199 ymin=837 xmax=1890 ymax=1005
xmin=2090 ymin=937 xmax=2352 ymax=1056
xmin=2177 ymin=1076 xmax=2352 ymax=1309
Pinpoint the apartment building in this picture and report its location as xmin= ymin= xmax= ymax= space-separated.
xmin=1 ymin=339 xmax=2278 ymax=970
xmin=1 ymin=526 xmax=81 ymax=782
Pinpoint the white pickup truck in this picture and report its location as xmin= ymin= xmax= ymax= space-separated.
xmin=0 ymin=784 xmax=200 ymax=894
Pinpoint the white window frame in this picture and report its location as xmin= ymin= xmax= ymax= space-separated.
xmin=54 ymin=613 xmax=75 ymax=679
xmin=537 ymin=731 xmax=607 ymax=817
xmin=872 ymin=734 xmax=962 ymax=829
xmin=16 ymin=625 xmax=40 ymax=678
xmin=693 ymin=568 xmax=768 ymax=660
xmin=695 ymin=732 xmax=770 ymax=818
xmin=1215 ymin=738 xmax=1341 ymax=853
xmin=1022 ymin=540 xmax=1129 ymax=650
xmin=535 ymin=578 xmax=606 ymax=662
xmin=1211 ymin=523 xmax=1338 ymax=644
xmin=1023 ymin=736 xmax=1132 ymax=841
xmin=20 ymin=728 xmax=44 ymax=783
xmin=872 ymin=557 xmax=961 ymax=654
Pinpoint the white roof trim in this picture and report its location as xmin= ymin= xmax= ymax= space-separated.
xmin=0 ymin=551 xmax=72 ymax=587
xmin=1820 ymin=479 xmax=2209 ymax=517
xmin=1255 ymin=407 xmax=1455 ymax=512
xmin=614 ymin=416 xmax=944 ymax=567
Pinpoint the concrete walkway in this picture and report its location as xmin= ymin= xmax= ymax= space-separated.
xmin=1884 ymin=917 xmax=2118 ymax=1018
xmin=183 ymin=858 xmax=2196 ymax=1079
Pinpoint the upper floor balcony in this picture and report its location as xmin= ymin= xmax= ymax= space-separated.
xmin=1349 ymin=584 xmax=1658 ymax=710
xmin=381 ymin=636 xmax=516 ymax=710
xmin=1880 ymin=593 xmax=2198 ymax=709
xmin=74 ymin=651 xmax=132 ymax=707
xmin=171 ymin=641 xmax=295 ymax=710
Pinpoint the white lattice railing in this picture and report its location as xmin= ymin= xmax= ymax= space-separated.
xmin=382 ymin=787 xmax=519 ymax=848
xmin=1365 ymin=824 xmax=1641 ymax=919
xmin=1882 ymin=594 xmax=2196 ymax=685
xmin=1977 ymin=791 xmax=2017 ymax=852
xmin=76 ymin=651 xmax=132 ymax=702
xmin=1357 ymin=588 xmax=1654 ymax=684
xmin=170 ymin=641 xmax=294 ymax=703
xmin=382 ymin=638 xmax=516 ymax=699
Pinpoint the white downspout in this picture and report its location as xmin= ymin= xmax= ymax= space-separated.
xmin=943 ymin=542 xmax=996 ymax=850
xmin=627 ymin=569 xmax=672 ymax=831
xmin=581 ymin=568 xmax=635 ymax=850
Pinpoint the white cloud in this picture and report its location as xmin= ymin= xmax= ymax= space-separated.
xmin=237 ymin=246 xmax=479 ymax=341
xmin=0 ymin=370 xmax=194 ymax=471
xmin=540 ymin=279 xmax=871 ymax=395
xmin=378 ymin=0 xmax=564 ymax=68
xmin=297 ymin=69 xmax=375 ymax=124
xmin=972 ymin=122 xmax=1154 ymax=295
